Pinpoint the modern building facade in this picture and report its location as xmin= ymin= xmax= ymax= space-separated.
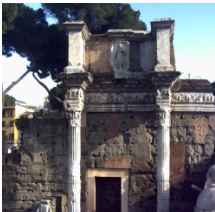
xmin=2 ymin=101 xmax=35 ymax=152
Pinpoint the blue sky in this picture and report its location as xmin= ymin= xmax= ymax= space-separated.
xmin=132 ymin=3 xmax=215 ymax=56
xmin=132 ymin=3 xmax=215 ymax=79
xmin=2 ymin=3 xmax=215 ymax=106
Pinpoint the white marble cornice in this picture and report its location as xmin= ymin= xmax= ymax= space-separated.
xmin=171 ymin=104 xmax=215 ymax=112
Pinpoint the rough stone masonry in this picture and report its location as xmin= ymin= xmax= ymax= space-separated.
xmin=2 ymin=19 xmax=215 ymax=212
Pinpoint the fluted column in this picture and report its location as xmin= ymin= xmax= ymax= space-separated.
xmin=67 ymin=111 xmax=82 ymax=212
xmin=151 ymin=70 xmax=180 ymax=212
xmin=59 ymin=21 xmax=92 ymax=212
xmin=62 ymin=79 xmax=92 ymax=212
xmin=156 ymin=106 xmax=171 ymax=212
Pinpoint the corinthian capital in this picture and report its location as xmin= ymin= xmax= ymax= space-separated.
xmin=156 ymin=109 xmax=171 ymax=127
xmin=156 ymin=88 xmax=171 ymax=100
xmin=68 ymin=111 xmax=82 ymax=127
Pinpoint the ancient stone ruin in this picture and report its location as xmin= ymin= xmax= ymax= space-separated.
xmin=2 ymin=19 xmax=215 ymax=212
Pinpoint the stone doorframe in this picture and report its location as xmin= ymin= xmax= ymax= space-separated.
xmin=86 ymin=169 xmax=129 ymax=212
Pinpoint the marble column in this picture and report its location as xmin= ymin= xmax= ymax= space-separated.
xmin=151 ymin=71 xmax=180 ymax=212
xmin=60 ymin=21 xmax=93 ymax=212
xmin=62 ymin=76 xmax=92 ymax=212
xmin=67 ymin=111 xmax=82 ymax=212
xmin=156 ymin=104 xmax=171 ymax=212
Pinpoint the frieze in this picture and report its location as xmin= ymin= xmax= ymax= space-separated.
xmin=86 ymin=92 xmax=155 ymax=105
xmin=172 ymin=92 xmax=215 ymax=104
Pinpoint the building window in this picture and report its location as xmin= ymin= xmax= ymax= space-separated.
xmin=9 ymin=121 xmax=14 ymax=127
xmin=7 ymin=110 xmax=14 ymax=117
xmin=2 ymin=110 xmax=6 ymax=117
xmin=2 ymin=110 xmax=13 ymax=117
xmin=9 ymin=133 xmax=14 ymax=141
xmin=2 ymin=131 xmax=6 ymax=140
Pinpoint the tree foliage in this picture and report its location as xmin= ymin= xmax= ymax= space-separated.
xmin=3 ymin=3 xmax=146 ymax=80
xmin=48 ymin=83 xmax=66 ymax=110
xmin=42 ymin=3 xmax=146 ymax=33
xmin=2 ymin=3 xmax=19 ymax=34
xmin=3 ymin=94 xmax=16 ymax=106
xmin=3 ymin=3 xmax=67 ymax=80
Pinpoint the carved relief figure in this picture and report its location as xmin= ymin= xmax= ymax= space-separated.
xmin=114 ymin=43 xmax=127 ymax=71
xmin=110 ymin=41 xmax=129 ymax=72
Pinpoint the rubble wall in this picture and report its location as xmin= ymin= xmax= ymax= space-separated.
xmin=170 ymin=112 xmax=215 ymax=212
xmin=2 ymin=111 xmax=215 ymax=212
xmin=2 ymin=115 xmax=68 ymax=212
xmin=83 ymin=112 xmax=157 ymax=212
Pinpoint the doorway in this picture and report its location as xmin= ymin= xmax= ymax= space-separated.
xmin=86 ymin=169 xmax=129 ymax=212
xmin=96 ymin=177 xmax=121 ymax=212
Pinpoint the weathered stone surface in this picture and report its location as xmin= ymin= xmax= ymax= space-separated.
xmin=170 ymin=143 xmax=185 ymax=183
xmin=140 ymin=41 xmax=156 ymax=72
xmin=84 ymin=112 xmax=156 ymax=210
xmin=130 ymin=174 xmax=156 ymax=208
xmin=194 ymin=117 xmax=209 ymax=144
xmin=110 ymin=40 xmax=130 ymax=74
xmin=204 ymin=143 xmax=214 ymax=157
xmin=170 ymin=112 xmax=215 ymax=211
xmin=208 ymin=115 xmax=215 ymax=131
xmin=2 ymin=117 xmax=68 ymax=212
xmin=96 ymin=155 xmax=133 ymax=169
xmin=85 ymin=113 xmax=156 ymax=173
xmin=5 ymin=19 xmax=215 ymax=212
xmin=85 ymin=39 xmax=111 ymax=73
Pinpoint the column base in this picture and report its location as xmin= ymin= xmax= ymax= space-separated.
xmin=64 ymin=65 xmax=86 ymax=73
xmin=157 ymin=198 xmax=169 ymax=212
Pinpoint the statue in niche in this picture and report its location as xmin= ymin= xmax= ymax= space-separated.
xmin=114 ymin=43 xmax=126 ymax=71
xmin=110 ymin=41 xmax=129 ymax=73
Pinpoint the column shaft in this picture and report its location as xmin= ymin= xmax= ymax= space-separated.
xmin=156 ymin=109 xmax=171 ymax=212
xmin=68 ymin=112 xmax=81 ymax=212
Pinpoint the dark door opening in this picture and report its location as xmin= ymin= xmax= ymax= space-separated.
xmin=96 ymin=177 xmax=121 ymax=212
